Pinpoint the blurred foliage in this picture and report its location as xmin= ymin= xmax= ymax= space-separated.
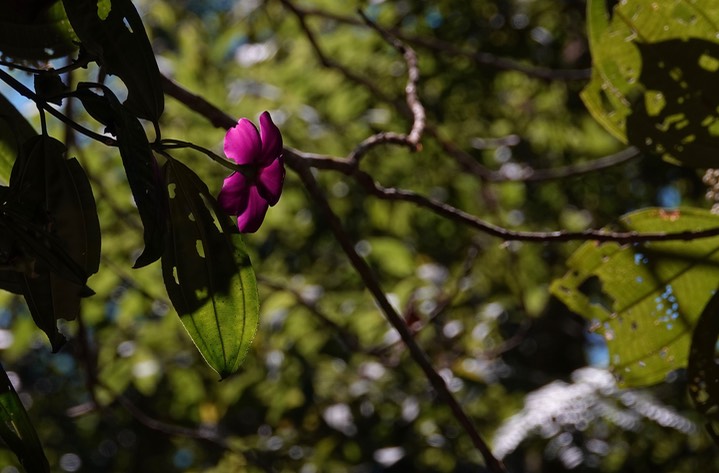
xmin=0 ymin=0 xmax=717 ymax=472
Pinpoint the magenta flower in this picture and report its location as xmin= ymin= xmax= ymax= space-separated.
xmin=217 ymin=112 xmax=285 ymax=233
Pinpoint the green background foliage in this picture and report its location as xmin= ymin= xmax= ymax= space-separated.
xmin=0 ymin=0 xmax=718 ymax=472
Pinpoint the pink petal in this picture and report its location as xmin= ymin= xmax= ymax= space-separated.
xmin=224 ymin=118 xmax=262 ymax=165
xmin=236 ymin=186 xmax=269 ymax=233
xmin=256 ymin=157 xmax=285 ymax=206
xmin=217 ymin=172 xmax=250 ymax=215
xmin=259 ymin=111 xmax=283 ymax=165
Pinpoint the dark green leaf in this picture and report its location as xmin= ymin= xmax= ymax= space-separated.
xmin=61 ymin=0 xmax=164 ymax=122
xmin=162 ymin=159 xmax=259 ymax=379
xmin=551 ymin=208 xmax=719 ymax=387
xmin=0 ymin=92 xmax=36 ymax=184
xmin=74 ymin=84 xmax=166 ymax=267
xmin=0 ymin=365 xmax=49 ymax=473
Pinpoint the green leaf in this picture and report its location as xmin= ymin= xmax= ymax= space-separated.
xmin=5 ymin=135 xmax=100 ymax=350
xmin=0 ymin=365 xmax=49 ymax=473
xmin=61 ymin=0 xmax=164 ymax=122
xmin=582 ymin=0 xmax=719 ymax=166
xmin=74 ymin=84 xmax=166 ymax=267
xmin=162 ymin=159 xmax=259 ymax=379
xmin=0 ymin=0 xmax=77 ymax=61
xmin=0 ymin=92 xmax=36 ymax=185
xmin=551 ymin=207 xmax=719 ymax=387
xmin=687 ymin=287 xmax=719 ymax=442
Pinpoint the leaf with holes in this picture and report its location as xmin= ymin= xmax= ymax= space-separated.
xmin=582 ymin=0 xmax=719 ymax=167
xmin=61 ymin=0 xmax=163 ymax=122
xmin=0 ymin=365 xmax=49 ymax=473
xmin=162 ymin=159 xmax=259 ymax=379
xmin=551 ymin=207 xmax=719 ymax=387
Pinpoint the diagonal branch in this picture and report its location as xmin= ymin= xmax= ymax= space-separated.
xmin=289 ymin=157 xmax=507 ymax=473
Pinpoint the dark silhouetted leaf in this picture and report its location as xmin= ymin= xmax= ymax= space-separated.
xmin=4 ymin=135 xmax=100 ymax=350
xmin=0 ymin=0 xmax=76 ymax=61
xmin=687 ymin=287 xmax=719 ymax=444
xmin=0 ymin=364 xmax=49 ymax=473
xmin=162 ymin=159 xmax=259 ymax=379
xmin=0 ymin=92 xmax=36 ymax=184
xmin=74 ymin=84 xmax=166 ymax=267
xmin=61 ymin=0 xmax=164 ymax=122
xmin=33 ymin=74 xmax=67 ymax=106
xmin=551 ymin=208 xmax=719 ymax=387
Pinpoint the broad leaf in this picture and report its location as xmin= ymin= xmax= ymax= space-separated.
xmin=5 ymin=135 xmax=100 ymax=350
xmin=551 ymin=208 xmax=719 ymax=387
xmin=74 ymin=84 xmax=166 ymax=267
xmin=0 ymin=365 xmax=49 ymax=473
xmin=0 ymin=92 xmax=36 ymax=184
xmin=582 ymin=0 xmax=719 ymax=167
xmin=162 ymin=159 xmax=259 ymax=379
xmin=687 ymin=288 xmax=719 ymax=443
xmin=61 ymin=0 xmax=164 ymax=122
xmin=0 ymin=0 xmax=76 ymax=61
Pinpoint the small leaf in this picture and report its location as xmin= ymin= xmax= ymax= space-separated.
xmin=0 ymin=92 xmax=36 ymax=184
xmin=687 ymin=287 xmax=719 ymax=443
xmin=33 ymin=74 xmax=67 ymax=106
xmin=551 ymin=208 xmax=719 ymax=387
xmin=0 ymin=365 xmax=49 ymax=473
xmin=73 ymin=84 xmax=166 ymax=267
xmin=162 ymin=159 xmax=259 ymax=378
xmin=61 ymin=0 xmax=164 ymax=122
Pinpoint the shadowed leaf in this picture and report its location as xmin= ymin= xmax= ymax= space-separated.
xmin=73 ymin=84 xmax=166 ymax=267
xmin=0 ymin=365 xmax=49 ymax=473
xmin=61 ymin=0 xmax=164 ymax=122
xmin=551 ymin=208 xmax=719 ymax=387
xmin=162 ymin=159 xmax=259 ymax=379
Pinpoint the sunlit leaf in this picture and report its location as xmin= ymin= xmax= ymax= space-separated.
xmin=73 ymin=84 xmax=166 ymax=267
xmin=162 ymin=158 xmax=259 ymax=379
xmin=61 ymin=0 xmax=164 ymax=122
xmin=582 ymin=0 xmax=719 ymax=166
xmin=551 ymin=208 xmax=719 ymax=387
xmin=0 ymin=92 xmax=36 ymax=184
xmin=0 ymin=365 xmax=49 ymax=473
xmin=0 ymin=0 xmax=76 ymax=61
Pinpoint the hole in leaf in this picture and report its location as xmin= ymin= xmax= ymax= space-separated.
xmin=578 ymin=276 xmax=614 ymax=312
xmin=200 ymin=194 xmax=224 ymax=233
xmin=97 ymin=0 xmax=111 ymax=20
xmin=168 ymin=183 xmax=176 ymax=199
xmin=122 ymin=17 xmax=134 ymax=33
xmin=195 ymin=287 xmax=208 ymax=299
xmin=699 ymin=53 xmax=719 ymax=72
xmin=196 ymin=240 xmax=205 ymax=258
xmin=172 ymin=266 xmax=179 ymax=285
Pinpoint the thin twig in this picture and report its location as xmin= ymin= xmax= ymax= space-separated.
xmin=283 ymin=4 xmax=591 ymax=82
xmin=0 ymin=68 xmax=117 ymax=146
xmin=290 ymin=158 xmax=507 ymax=473
xmin=284 ymin=148 xmax=719 ymax=244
